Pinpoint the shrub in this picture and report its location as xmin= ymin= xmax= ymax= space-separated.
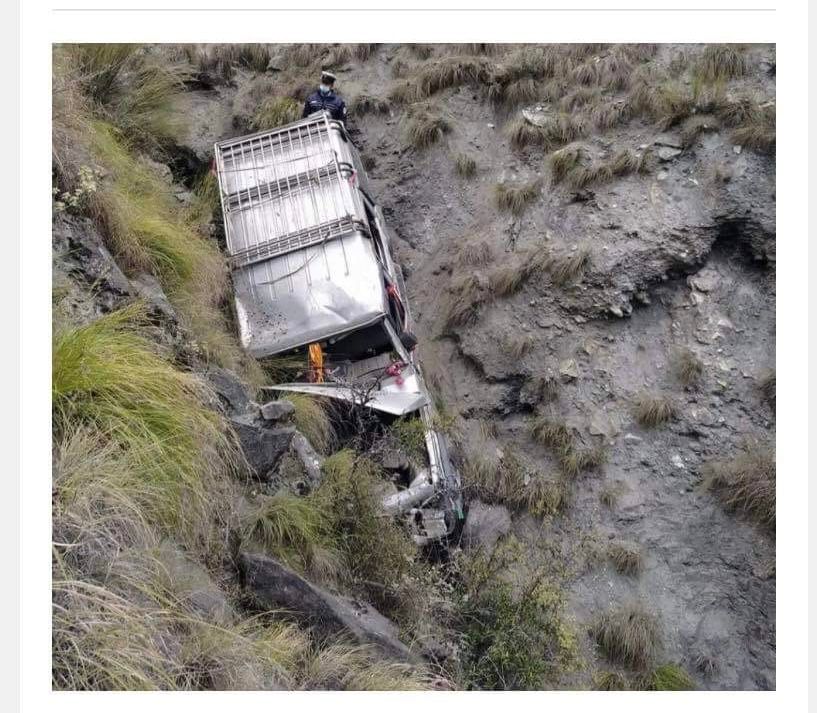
xmin=591 ymin=604 xmax=661 ymax=669
xmin=455 ymin=546 xmax=577 ymax=689
xmin=250 ymin=96 xmax=300 ymax=130
xmin=313 ymin=451 xmax=416 ymax=613
xmin=702 ymin=444 xmax=775 ymax=529
xmin=632 ymin=393 xmax=677 ymax=427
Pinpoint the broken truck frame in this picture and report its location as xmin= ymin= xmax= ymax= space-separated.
xmin=214 ymin=111 xmax=462 ymax=542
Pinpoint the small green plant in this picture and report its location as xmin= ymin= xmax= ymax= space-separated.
xmin=391 ymin=417 xmax=428 ymax=462
xmin=494 ymin=181 xmax=539 ymax=215
xmin=453 ymin=153 xmax=477 ymax=177
xmin=53 ymin=166 xmax=103 ymax=214
xmin=702 ymin=444 xmax=775 ymax=529
xmin=632 ymin=393 xmax=677 ymax=427
xmin=594 ymin=671 xmax=629 ymax=690
xmin=607 ymin=541 xmax=643 ymax=576
xmin=591 ymin=603 xmax=661 ymax=670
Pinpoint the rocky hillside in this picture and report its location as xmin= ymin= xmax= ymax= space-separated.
xmin=52 ymin=43 xmax=775 ymax=691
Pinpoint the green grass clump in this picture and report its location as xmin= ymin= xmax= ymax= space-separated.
xmin=531 ymin=418 xmax=573 ymax=452
xmin=494 ymin=181 xmax=539 ymax=215
xmin=453 ymin=152 xmax=477 ymax=177
xmin=250 ymin=96 xmax=300 ymax=130
xmin=390 ymin=416 xmax=429 ymax=463
xmin=594 ymin=671 xmax=629 ymax=690
xmin=285 ymin=393 xmax=335 ymax=455
xmin=632 ymin=393 xmax=677 ymax=427
xmin=702 ymin=444 xmax=775 ymax=529
xmin=607 ymin=541 xmax=643 ymax=577
xmin=301 ymin=643 xmax=431 ymax=690
xmin=636 ymin=663 xmax=695 ymax=691
xmin=731 ymin=104 xmax=776 ymax=155
xmin=591 ymin=604 xmax=661 ymax=670
xmin=236 ymin=44 xmax=271 ymax=72
xmin=243 ymin=493 xmax=338 ymax=576
xmin=52 ymin=304 xmax=240 ymax=542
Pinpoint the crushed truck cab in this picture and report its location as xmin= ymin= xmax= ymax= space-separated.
xmin=214 ymin=112 xmax=463 ymax=543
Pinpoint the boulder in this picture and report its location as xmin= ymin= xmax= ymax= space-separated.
xmin=239 ymin=553 xmax=416 ymax=662
xmin=155 ymin=541 xmax=236 ymax=626
xmin=205 ymin=366 xmax=255 ymax=416
xmin=290 ymin=432 xmax=324 ymax=489
xmin=229 ymin=414 xmax=295 ymax=481
xmin=260 ymin=399 xmax=295 ymax=422
xmin=461 ymin=500 xmax=511 ymax=551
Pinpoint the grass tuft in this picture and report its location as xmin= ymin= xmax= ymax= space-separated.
xmin=632 ymin=393 xmax=677 ymax=428
xmin=606 ymin=541 xmax=643 ymax=577
xmin=757 ymin=369 xmax=775 ymax=409
xmin=456 ymin=240 xmax=493 ymax=267
xmin=405 ymin=109 xmax=451 ymax=150
xmin=285 ymin=393 xmax=335 ymax=455
xmin=453 ymin=152 xmax=477 ymax=178
xmin=52 ymin=304 xmax=240 ymax=544
xmin=702 ymin=444 xmax=775 ymax=529
xmin=636 ymin=663 xmax=695 ymax=691
xmin=591 ymin=604 xmax=661 ymax=670
xmin=441 ymin=274 xmax=485 ymax=332
xmin=675 ymin=348 xmax=704 ymax=387
xmin=250 ymin=96 xmax=300 ymax=131
xmin=415 ymin=56 xmax=494 ymax=98
xmin=353 ymin=93 xmax=390 ymax=116
xmin=494 ymin=181 xmax=539 ymax=215
xmin=550 ymin=247 xmax=591 ymax=286
xmin=694 ymin=44 xmax=747 ymax=84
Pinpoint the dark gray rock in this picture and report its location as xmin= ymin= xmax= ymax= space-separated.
xmin=239 ymin=552 xmax=416 ymax=662
xmin=260 ymin=399 xmax=295 ymax=422
xmin=205 ymin=366 xmax=254 ymax=415
xmin=461 ymin=500 xmax=511 ymax=551
xmin=129 ymin=272 xmax=178 ymax=324
xmin=52 ymin=214 xmax=132 ymax=306
xmin=229 ymin=414 xmax=295 ymax=481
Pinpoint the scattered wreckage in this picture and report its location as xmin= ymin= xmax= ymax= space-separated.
xmin=214 ymin=111 xmax=463 ymax=543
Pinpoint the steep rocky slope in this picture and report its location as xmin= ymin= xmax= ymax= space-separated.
xmin=52 ymin=42 xmax=776 ymax=691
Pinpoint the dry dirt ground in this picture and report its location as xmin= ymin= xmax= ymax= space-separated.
xmin=175 ymin=43 xmax=776 ymax=689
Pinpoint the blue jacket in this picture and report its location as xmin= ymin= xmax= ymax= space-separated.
xmin=302 ymin=89 xmax=347 ymax=123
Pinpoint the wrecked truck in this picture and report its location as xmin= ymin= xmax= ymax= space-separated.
xmin=214 ymin=111 xmax=463 ymax=543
